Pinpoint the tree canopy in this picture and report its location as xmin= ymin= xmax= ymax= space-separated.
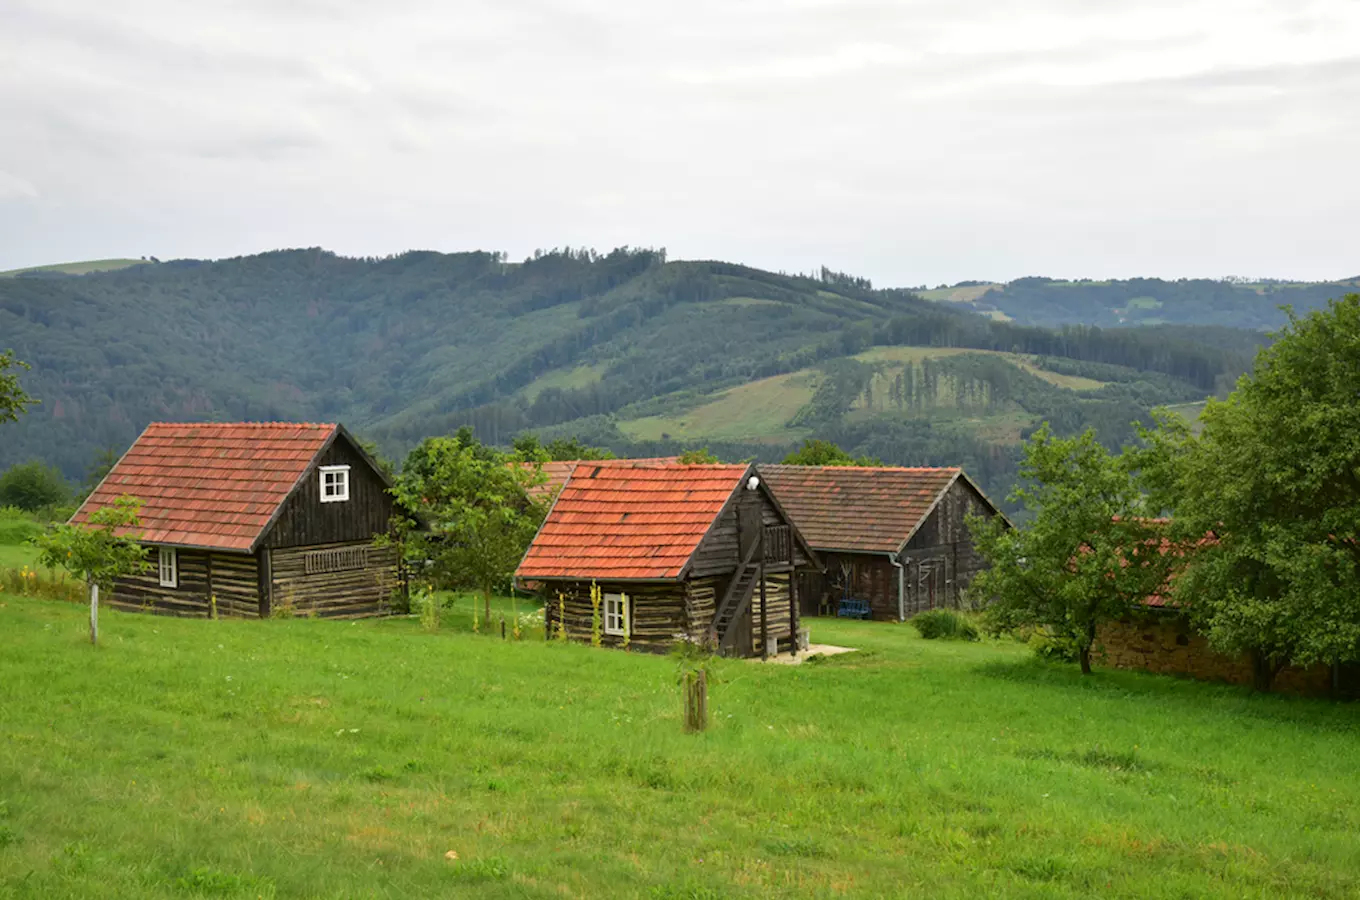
xmin=1150 ymin=294 xmax=1360 ymax=689
xmin=781 ymin=439 xmax=881 ymax=467
xmin=0 ymin=461 xmax=69 ymax=512
xmin=970 ymin=425 xmax=1173 ymax=674
xmin=0 ymin=350 xmax=34 ymax=425
xmin=391 ymin=429 xmax=548 ymax=622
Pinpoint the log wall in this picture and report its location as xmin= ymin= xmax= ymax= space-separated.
xmin=108 ymin=546 xmax=260 ymax=618
xmin=269 ymin=541 xmax=400 ymax=619
xmin=541 ymin=580 xmax=688 ymax=653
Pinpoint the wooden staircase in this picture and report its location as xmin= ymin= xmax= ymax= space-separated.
xmin=710 ymin=543 xmax=761 ymax=655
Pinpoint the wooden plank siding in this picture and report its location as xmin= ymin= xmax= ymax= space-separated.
xmin=269 ymin=541 xmax=400 ymax=619
xmin=688 ymin=487 xmax=810 ymax=579
xmin=541 ymin=580 xmax=689 ymax=654
xmin=260 ymin=438 xmax=395 ymax=550
xmin=108 ymin=546 xmax=260 ymax=618
xmin=798 ymin=477 xmax=1002 ymax=621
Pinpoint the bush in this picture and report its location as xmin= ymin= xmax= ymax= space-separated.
xmin=1027 ymin=626 xmax=1083 ymax=663
xmin=910 ymin=609 xmax=980 ymax=641
xmin=0 ymin=462 xmax=69 ymax=512
xmin=0 ymin=506 xmax=42 ymax=545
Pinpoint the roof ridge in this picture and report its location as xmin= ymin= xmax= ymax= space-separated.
xmin=146 ymin=421 xmax=338 ymax=429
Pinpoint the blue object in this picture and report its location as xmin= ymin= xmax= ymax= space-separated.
xmin=837 ymin=597 xmax=872 ymax=619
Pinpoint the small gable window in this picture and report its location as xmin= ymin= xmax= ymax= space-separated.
xmin=158 ymin=548 xmax=178 ymax=588
xmin=603 ymin=592 xmax=630 ymax=637
xmin=320 ymin=465 xmax=351 ymax=503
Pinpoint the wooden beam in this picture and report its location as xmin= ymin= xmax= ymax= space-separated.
xmin=759 ymin=532 xmax=768 ymax=660
xmin=789 ymin=569 xmax=798 ymax=657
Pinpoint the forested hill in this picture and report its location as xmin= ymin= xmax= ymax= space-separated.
xmin=919 ymin=276 xmax=1360 ymax=329
xmin=0 ymin=248 xmax=1290 ymax=501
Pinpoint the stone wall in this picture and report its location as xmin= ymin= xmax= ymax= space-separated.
xmin=1095 ymin=614 xmax=1333 ymax=695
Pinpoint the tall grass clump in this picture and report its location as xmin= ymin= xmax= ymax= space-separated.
xmin=910 ymin=608 xmax=979 ymax=641
xmin=1 ymin=564 xmax=84 ymax=603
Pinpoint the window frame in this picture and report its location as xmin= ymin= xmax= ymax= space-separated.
xmin=603 ymin=592 xmax=629 ymax=637
xmin=319 ymin=465 xmax=351 ymax=503
xmin=158 ymin=547 xmax=178 ymax=588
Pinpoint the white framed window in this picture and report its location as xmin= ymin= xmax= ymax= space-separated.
xmin=320 ymin=465 xmax=351 ymax=503
xmin=603 ymin=592 xmax=629 ymax=637
xmin=158 ymin=548 xmax=178 ymax=588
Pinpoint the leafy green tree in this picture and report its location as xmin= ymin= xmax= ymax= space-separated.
xmin=393 ymin=433 xmax=548 ymax=624
xmin=512 ymin=434 xmax=614 ymax=462
xmin=782 ymin=438 xmax=882 ymax=467
xmin=678 ymin=447 xmax=720 ymax=464
xmin=970 ymin=425 xmax=1173 ymax=674
xmin=1151 ymin=295 xmax=1360 ymax=691
xmin=35 ymin=495 xmax=149 ymax=645
xmin=0 ymin=461 xmax=69 ymax=511
xmin=0 ymin=350 xmax=34 ymax=424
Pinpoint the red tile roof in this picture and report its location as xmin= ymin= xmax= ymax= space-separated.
xmin=520 ymin=458 xmax=680 ymax=503
xmin=70 ymin=422 xmax=339 ymax=552
xmin=516 ymin=460 xmax=751 ymax=581
xmin=758 ymin=465 xmax=967 ymax=554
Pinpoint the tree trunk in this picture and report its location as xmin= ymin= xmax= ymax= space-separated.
xmin=1078 ymin=621 xmax=1096 ymax=675
xmin=88 ymin=579 xmax=99 ymax=646
xmin=1251 ymin=651 xmax=1283 ymax=693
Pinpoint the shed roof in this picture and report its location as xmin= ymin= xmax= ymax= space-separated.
xmin=516 ymin=460 xmax=752 ymax=581
xmin=758 ymin=464 xmax=972 ymax=554
xmin=522 ymin=457 xmax=680 ymax=503
xmin=69 ymin=422 xmax=344 ymax=553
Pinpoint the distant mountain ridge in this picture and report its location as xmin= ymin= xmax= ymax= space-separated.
xmin=0 ymin=247 xmax=1328 ymax=503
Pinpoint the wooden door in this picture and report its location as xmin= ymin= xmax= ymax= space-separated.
xmin=737 ymin=497 xmax=763 ymax=561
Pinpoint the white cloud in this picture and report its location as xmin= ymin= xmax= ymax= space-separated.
xmin=0 ymin=0 xmax=1357 ymax=283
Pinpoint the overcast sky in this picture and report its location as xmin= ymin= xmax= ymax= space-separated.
xmin=3 ymin=0 xmax=1357 ymax=285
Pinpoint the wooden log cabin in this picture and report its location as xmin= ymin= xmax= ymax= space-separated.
xmin=515 ymin=460 xmax=819 ymax=658
xmin=68 ymin=422 xmax=401 ymax=619
xmin=759 ymin=465 xmax=1007 ymax=622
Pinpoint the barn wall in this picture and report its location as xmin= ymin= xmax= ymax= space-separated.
xmin=1095 ymin=614 xmax=1338 ymax=696
xmin=749 ymin=572 xmax=796 ymax=656
xmin=809 ymin=552 xmax=899 ymax=621
xmin=261 ymin=437 xmax=394 ymax=550
xmin=902 ymin=477 xmax=999 ymax=614
xmin=689 ymin=485 xmax=810 ymax=578
xmin=541 ymin=580 xmax=688 ymax=653
xmin=109 ymin=546 xmax=259 ymax=618
xmin=269 ymin=541 xmax=400 ymax=619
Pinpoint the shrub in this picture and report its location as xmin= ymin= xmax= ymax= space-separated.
xmin=910 ymin=609 xmax=980 ymax=641
xmin=1027 ymin=626 xmax=1083 ymax=663
xmin=0 ymin=461 xmax=69 ymax=512
xmin=0 ymin=506 xmax=42 ymax=544
xmin=1 ymin=565 xmax=84 ymax=603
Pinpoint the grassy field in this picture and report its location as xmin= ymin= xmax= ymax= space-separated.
xmin=619 ymin=373 xmax=819 ymax=443
xmin=3 ymin=595 xmax=1360 ymax=898
xmin=0 ymin=258 xmax=147 ymax=277
xmin=518 ymin=363 xmax=610 ymax=401
xmin=616 ymin=348 xmax=1110 ymax=446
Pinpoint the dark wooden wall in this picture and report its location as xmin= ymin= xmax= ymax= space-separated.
xmin=109 ymin=546 xmax=260 ymax=618
xmin=268 ymin=541 xmax=401 ymax=619
xmin=261 ymin=436 xmax=394 ymax=550
xmin=689 ymin=484 xmax=811 ymax=578
xmin=799 ymin=477 xmax=1002 ymax=621
xmin=805 ymin=552 xmax=900 ymax=621
xmin=900 ymin=477 xmax=999 ymax=615
xmin=541 ymin=580 xmax=689 ymax=653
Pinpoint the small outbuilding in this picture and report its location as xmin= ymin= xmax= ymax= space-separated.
xmin=515 ymin=460 xmax=819 ymax=658
xmin=758 ymin=465 xmax=1006 ymax=621
xmin=70 ymin=421 xmax=401 ymax=619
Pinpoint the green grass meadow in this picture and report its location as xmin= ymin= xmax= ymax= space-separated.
xmin=2 ymin=593 xmax=1359 ymax=898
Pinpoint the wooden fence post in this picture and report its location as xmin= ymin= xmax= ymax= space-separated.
xmin=683 ymin=669 xmax=708 ymax=733
xmin=89 ymin=580 xmax=99 ymax=646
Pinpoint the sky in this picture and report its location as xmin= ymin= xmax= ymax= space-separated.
xmin=3 ymin=0 xmax=1358 ymax=286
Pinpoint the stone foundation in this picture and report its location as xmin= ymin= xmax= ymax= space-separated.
xmin=1095 ymin=614 xmax=1333 ymax=695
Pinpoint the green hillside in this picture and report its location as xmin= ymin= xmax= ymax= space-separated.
xmin=919 ymin=276 xmax=1360 ymax=329
xmin=0 ymin=248 xmax=1274 ymax=502
xmin=0 ymin=258 xmax=148 ymax=278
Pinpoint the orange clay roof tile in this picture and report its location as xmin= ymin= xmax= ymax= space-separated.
xmin=69 ymin=422 xmax=338 ymax=553
xmin=516 ymin=460 xmax=748 ymax=581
